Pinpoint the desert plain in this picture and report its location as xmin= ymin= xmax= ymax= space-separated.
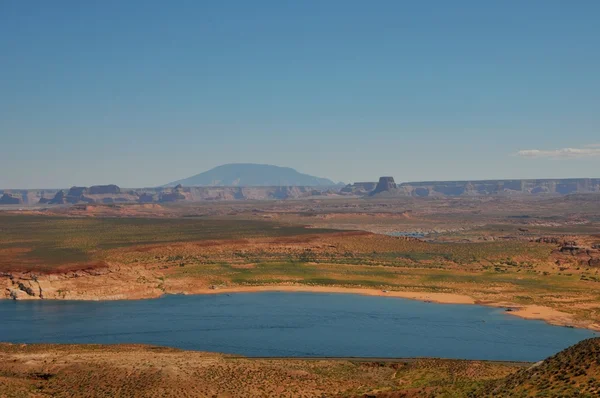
xmin=2 ymin=194 xmax=600 ymax=397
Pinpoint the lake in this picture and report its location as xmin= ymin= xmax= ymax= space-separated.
xmin=0 ymin=292 xmax=595 ymax=361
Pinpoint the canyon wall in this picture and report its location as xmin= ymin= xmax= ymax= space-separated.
xmin=2 ymin=178 xmax=600 ymax=206
xmin=398 ymin=178 xmax=600 ymax=197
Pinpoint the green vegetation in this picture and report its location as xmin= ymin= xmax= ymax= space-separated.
xmin=171 ymin=261 xmax=406 ymax=288
xmin=0 ymin=214 xmax=336 ymax=271
xmin=0 ymin=214 xmax=553 ymax=274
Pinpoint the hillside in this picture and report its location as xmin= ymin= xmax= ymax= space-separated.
xmin=479 ymin=337 xmax=600 ymax=397
xmin=0 ymin=344 xmax=521 ymax=398
xmin=165 ymin=163 xmax=337 ymax=187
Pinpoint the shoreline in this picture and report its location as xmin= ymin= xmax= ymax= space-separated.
xmin=184 ymin=285 xmax=478 ymax=304
xmin=181 ymin=285 xmax=600 ymax=332
xmin=3 ymin=283 xmax=600 ymax=332
xmin=0 ymin=342 xmax=533 ymax=366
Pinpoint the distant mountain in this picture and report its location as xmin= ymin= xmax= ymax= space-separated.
xmin=165 ymin=164 xmax=338 ymax=187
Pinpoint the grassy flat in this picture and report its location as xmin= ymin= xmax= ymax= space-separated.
xmin=0 ymin=214 xmax=337 ymax=272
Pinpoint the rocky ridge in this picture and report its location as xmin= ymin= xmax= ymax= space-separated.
xmin=3 ymin=178 xmax=600 ymax=207
xmin=345 ymin=178 xmax=600 ymax=197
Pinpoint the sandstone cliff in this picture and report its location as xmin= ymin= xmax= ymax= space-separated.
xmin=2 ymin=264 xmax=163 ymax=301
xmin=88 ymin=185 xmax=121 ymax=195
xmin=11 ymin=177 xmax=600 ymax=207
xmin=349 ymin=178 xmax=600 ymax=197
xmin=399 ymin=178 xmax=600 ymax=197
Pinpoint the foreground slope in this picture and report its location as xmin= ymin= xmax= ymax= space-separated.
xmin=479 ymin=337 xmax=600 ymax=397
xmin=0 ymin=343 xmax=520 ymax=398
xmin=3 ymin=340 xmax=599 ymax=397
xmin=165 ymin=163 xmax=337 ymax=187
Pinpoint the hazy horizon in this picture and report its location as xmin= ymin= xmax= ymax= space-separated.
xmin=3 ymin=161 xmax=600 ymax=190
xmin=2 ymin=1 xmax=599 ymax=189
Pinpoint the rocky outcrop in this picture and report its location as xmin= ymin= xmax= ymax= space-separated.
xmin=159 ymin=184 xmax=186 ymax=202
xmin=0 ymin=193 xmax=21 ymax=205
xmin=39 ymin=185 xmax=135 ymax=204
xmin=340 ymin=178 xmax=600 ymax=198
xmin=48 ymin=190 xmax=66 ymax=204
xmin=67 ymin=186 xmax=87 ymax=197
xmin=370 ymin=177 xmax=397 ymax=196
xmin=88 ymin=185 xmax=121 ymax=195
xmin=341 ymin=182 xmax=378 ymax=195
xmin=30 ymin=186 xmax=339 ymax=204
xmin=138 ymin=192 xmax=156 ymax=203
xmin=413 ymin=187 xmax=429 ymax=197
xmin=271 ymin=186 xmax=303 ymax=200
xmin=540 ymin=238 xmax=600 ymax=268
xmin=2 ymin=264 xmax=163 ymax=301
xmin=66 ymin=187 xmax=87 ymax=203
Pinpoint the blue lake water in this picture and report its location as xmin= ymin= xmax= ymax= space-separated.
xmin=0 ymin=292 xmax=596 ymax=361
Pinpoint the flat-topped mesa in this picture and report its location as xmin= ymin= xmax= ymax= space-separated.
xmin=370 ymin=176 xmax=397 ymax=196
xmin=65 ymin=187 xmax=88 ymax=204
xmin=88 ymin=185 xmax=121 ymax=195
xmin=59 ymin=185 xmax=128 ymax=204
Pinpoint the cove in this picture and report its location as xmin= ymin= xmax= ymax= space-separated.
xmin=0 ymin=292 xmax=596 ymax=362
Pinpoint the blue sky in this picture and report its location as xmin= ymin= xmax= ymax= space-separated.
xmin=1 ymin=0 xmax=599 ymax=188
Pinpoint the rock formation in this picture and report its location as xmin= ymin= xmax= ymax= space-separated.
xmin=15 ymin=177 xmax=600 ymax=205
xmin=370 ymin=177 xmax=398 ymax=196
xmin=341 ymin=182 xmax=378 ymax=195
xmin=66 ymin=187 xmax=87 ymax=203
xmin=138 ymin=192 xmax=156 ymax=203
xmin=400 ymin=178 xmax=600 ymax=197
xmin=39 ymin=185 xmax=137 ymax=204
xmin=0 ymin=193 xmax=21 ymax=205
xmin=88 ymin=185 xmax=121 ymax=195
xmin=48 ymin=190 xmax=66 ymax=204
xmin=159 ymin=184 xmax=186 ymax=202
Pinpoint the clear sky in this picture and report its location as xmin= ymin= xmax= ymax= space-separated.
xmin=1 ymin=0 xmax=599 ymax=188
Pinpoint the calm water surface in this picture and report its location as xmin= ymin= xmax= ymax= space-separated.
xmin=0 ymin=292 xmax=596 ymax=361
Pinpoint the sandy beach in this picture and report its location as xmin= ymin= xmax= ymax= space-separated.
xmin=187 ymin=285 xmax=477 ymax=304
